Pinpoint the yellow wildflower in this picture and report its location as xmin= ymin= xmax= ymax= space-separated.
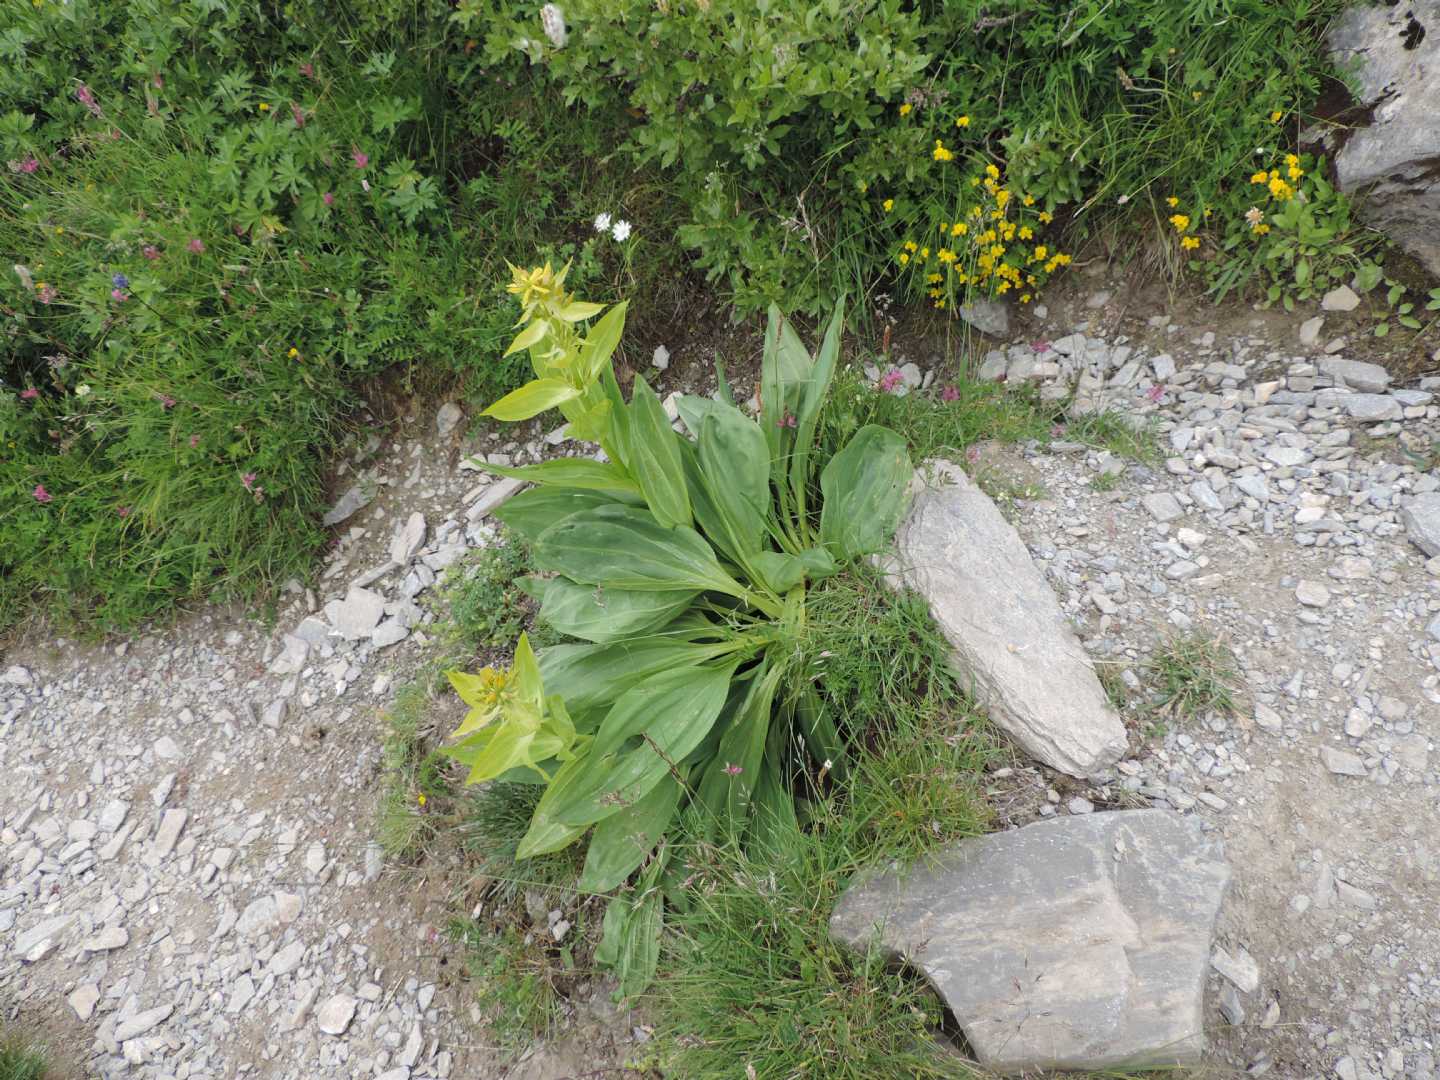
xmin=1180 ymin=236 xmax=1200 ymax=250
xmin=904 ymin=240 xmax=918 ymax=252
xmin=1270 ymin=110 xmax=1283 ymax=123
xmin=927 ymin=273 xmax=942 ymax=283
xmin=258 ymin=102 xmax=270 ymax=112
xmin=1018 ymin=226 xmax=1033 ymax=240
xmin=899 ymin=103 xmax=912 ymax=116
xmin=1252 ymin=223 xmax=1271 ymax=235
xmin=951 ymin=222 xmax=967 ymax=237
xmin=1022 ymin=194 xmax=1035 ymax=207
xmin=898 ymin=252 xmax=910 ymax=265
xmin=956 ymin=115 xmax=971 ymax=128
xmin=932 ymin=140 xmax=954 ymax=162
xmin=882 ymin=198 xmax=894 ymax=212
xmin=287 ymin=347 xmax=299 ymax=358
xmin=1168 ymin=213 xmax=1190 ymax=232
xmin=985 ymin=163 xmax=1000 ymax=180
xmin=417 ymin=793 xmax=427 ymax=806
xmin=1020 ymin=293 xmax=1032 ymax=303
xmin=919 ymin=247 xmax=930 ymax=258
xmin=938 ymin=248 xmax=957 ymax=263
xmin=1038 ymin=211 xmax=1053 ymax=224
xmin=1034 ymin=245 xmax=1048 ymax=260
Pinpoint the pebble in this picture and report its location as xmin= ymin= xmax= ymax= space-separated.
xmin=316 ymin=993 xmax=358 ymax=1036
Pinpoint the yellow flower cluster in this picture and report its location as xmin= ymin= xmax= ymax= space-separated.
xmin=891 ymin=164 xmax=1069 ymax=309
xmin=1250 ymin=154 xmax=1303 ymax=201
xmin=932 ymin=139 xmax=954 ymax=162
xmin=1167 ymin=199 xmax=1203 ymax=253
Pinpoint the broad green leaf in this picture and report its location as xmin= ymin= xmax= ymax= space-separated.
xmin=599 ymin=365 xmax=632 ymax=470
xmin=486 ymin=457 xmax=639 ymax=494
xmin=697 ymin=406 xmax=771 ymax=556
xmin=558 ymin=300 xmax=605 ymax=322
xmin=579 ymin=771 xmax=682 ymax=892
xmin=594 ymin=893 xmax=628 ymax=968
xmin=616 ymin=885 xmax=662 ymax=1000
xmin=628 ymin=376 xmax=692 ymax=529
xmin=674 ymin=393 xmax=726 ymax=439
xmin=750 ymin=550 xmax=807 ymax=593
xmin=515 ymin=752 xmax=593 ymax=859
xmin=553 ymin=662 xmax=737 ymax=827
xmin=797 ymin=546 xmax=839 ymax=581
xmin=503 ymin=318 xmax=547 ymax=357
xmin=819 ymin=425 xmax=911 ymax=559
xmin=534 ymin=505 xmax=744 ymax=597
xmin=484 ymin=378 xmax=579 ymax=421
xmin=789 ymin=298 xmax=845 ymax=518
xmin=579 ymin=302 xmax=627 ymax=383
xmin=539 ymin=633 xmax=739 ymax=714
xmin=795 ymin=684 xmax=845 ymax=782
xmin=493 ymin=488 xmax=628 ymax=545
xmin=591 ymin=663 xmax=735 ymax=759
xmin=538 ymin=578 xmax=697 ymax=643
xmin=694 ymin=662 xmax=780 ymax=836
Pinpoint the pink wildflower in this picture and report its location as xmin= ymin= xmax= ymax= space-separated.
xmin=290 ymin=102 xmax=305 ymax=129
xmin=18 ymin=157 xmax=39 ymax=174
xmin=33 ymin=484 xmax=52 ymax=503
xmin=189 ymin=434 xmax=201 ymax=448
xmin=1145 ymin=384 xmax=1165 ymax=404
xmin=241 ymin=472 xmax=257 ymax=490
xmin=152 ymin=74 xmax=165 ymax=89
xmin=111 ymin=289 xmax=127 ymax=303
xmin=351 ymin=148 xmax=369 ymax=170
xmin=322 ymin=192 xmax=334 ymax=207
xmin=1050 ymin=423 xmax=1066 ymax=438
xmin=965 ymin=446 xmax=981 ymax=466
xmin=877 ymin=369 xmax=904 ymax=394
xmin=38 ymin=285 xmax=56 ymax=304
xmin=142 ymin=245 xmax=161 ymax=260
xmin=722 ymin=763 xmax=743 ymax=776
xmin=159 ymin=394 xmax=176 ymax=410
xmin=187 ymin=237 xmax=205 ymax=254
xmin=116 ymin=505 xmax=131 ymax=518
xmin=940 ymin=384 xmax=960 ymax=402
xmin=20 ymin=388 xmax=38 ymax=401
xmin=776 ymin=411 xmax=797 ymax=429
xmin=1031 ymin=340 xmax=1052 ymax=355
xmin=299 ymin=62 xmax=315 ymax=78
xmin=75 ymin=83 xmax=103 ymax=117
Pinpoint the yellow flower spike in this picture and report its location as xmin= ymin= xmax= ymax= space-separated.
xmin=899 ymin=103 xmax=913 ymax=116
xmin=882 ymin=198 xmax=894 ymax=212
xmin=956 ymin=115 xmax=971 ymax=128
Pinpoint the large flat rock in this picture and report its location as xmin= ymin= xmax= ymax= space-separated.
xmin=830 ymin=810 xmax=1231 ymax=1074
xmin=894 ymin=461 xmax=1127 ymax=777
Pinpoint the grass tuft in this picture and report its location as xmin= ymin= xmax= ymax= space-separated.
xmin=0 ymin=1030 xmax=49 ymax=1080
xmin=1143 ymin=634 xmax=1239 ymax=720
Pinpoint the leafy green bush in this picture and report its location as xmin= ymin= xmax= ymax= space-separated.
xmin=443 ymin=266 xmax=912 ymax=996
xmin=454 ymin=0 xmax=1346 ymax=313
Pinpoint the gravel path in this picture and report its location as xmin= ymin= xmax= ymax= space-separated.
xmin=3 ymin=292 xmax=1439 ymax=1079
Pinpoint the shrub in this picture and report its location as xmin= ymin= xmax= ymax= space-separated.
xmin=442 ymin=265 xmax=912 ymax=996
xmin=454 ymin=0 xmax=1346 ymax=313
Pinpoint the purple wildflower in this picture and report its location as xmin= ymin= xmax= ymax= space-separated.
xmin=112 ymin=273 xmax=129 ymax=289
xmin=877 ymin=369 xmax=904 ymax=394
xmin=33 ymin=484 xmax=53 ymax=503
xmin=940 ymin=384 xmax=960 ymax=402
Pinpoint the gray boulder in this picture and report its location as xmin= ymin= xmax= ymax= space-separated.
xmin=1329 ymin=2 xmax=1440 ymax=276
xmin=830 ymin=810 xmax=1231 ymax=1074
xmin=1401 ymin=492 xmax=1440 ymax=557
xmin=958 ymin=298 xmax=1009 ymax=338
xmin=892 ymin=461 xmax=1127 ymax=777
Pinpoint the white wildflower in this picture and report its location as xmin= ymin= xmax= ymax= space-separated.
xmin=75 ymin=383 xmax=92 ymax=397
xmin=13 ymin=264 xmax=33 ymax=291
xmin=611 ymin=219 xmax=632 ymax=242
xmin=540 ymin=4 xmax=567 ymax=48
xmin=593 ymin=212 xmax=612 ymax=234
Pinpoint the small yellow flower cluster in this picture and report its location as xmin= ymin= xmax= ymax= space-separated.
xmin=891 ymin=164 xmax=1068 ymax=308
xmin=1167 ymin=200 xmax=1202 ymax=251
xmin=932 ymin=140 xmax=954 ymax=163
xmin=1250 ymin=153 xmax=1303 ymax=202
xmin=899 ymin=103 xmax=913 ymax=116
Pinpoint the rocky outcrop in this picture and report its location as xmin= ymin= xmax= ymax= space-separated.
xmin=830 ymin=811 xmax=1232 ymax=1074
xmin=892 ymin=460 xmax=1128 ymax=777
xmin=1329 ymin=2 xmax=1440 ymax=275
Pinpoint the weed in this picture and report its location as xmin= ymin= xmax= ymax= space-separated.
xmin=1097 ymin=663 xmax=1131 ymax=713
xmin=0 ymin=1029 xmax=49 ymax=1080
xmin=1143 ymin=634 xmax=1239 ymax=721
xmin=440 ymin=539 xmax=543 ymax=655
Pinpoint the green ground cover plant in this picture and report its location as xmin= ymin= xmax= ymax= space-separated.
xmin=0 ymin=1029 xmax=49 ymax=1080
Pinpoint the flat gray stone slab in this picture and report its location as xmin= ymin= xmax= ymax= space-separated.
xmin=1400 ymin=493 xmax=1440 ymax=558
xmin=830 ymin=810 xmax=1231 ymax=1074
xmin=894 ymin=461 xmax=1127 ymax=777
